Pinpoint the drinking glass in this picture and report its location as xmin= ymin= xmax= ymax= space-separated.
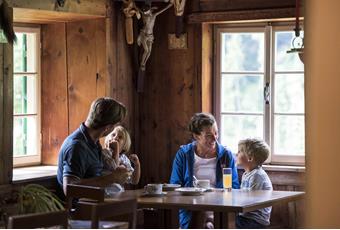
xmin=222 ymin=168 xmax=232 ymax=191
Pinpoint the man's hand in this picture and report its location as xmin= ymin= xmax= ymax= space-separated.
xmin=111 ymin=166 xmax=132 ymax=184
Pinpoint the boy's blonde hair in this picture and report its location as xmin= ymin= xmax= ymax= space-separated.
xmin=238 ymin=138 xmax=270 ymax=166
xmin=105 ymin=125 xmax=131 ymax=153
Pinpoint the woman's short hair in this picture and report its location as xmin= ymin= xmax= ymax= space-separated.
xmin=238 ymin=138 xmax=270 ymax=166
xmin=105 ymin=125 xmax=131 ymax=153
xmin=86 ymin=97 xmax=127 ymax=129
xmin=188 ymin=113 xmax=216 ymax=135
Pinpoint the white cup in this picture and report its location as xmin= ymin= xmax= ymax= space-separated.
xmin=193 ymin=179 xmax=210 ymax=189
xmin=144 ymin=184 xmax=163 ymax=194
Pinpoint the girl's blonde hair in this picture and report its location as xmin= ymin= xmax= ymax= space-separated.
xmin=105 ymin=125 xmax=131 ymax=153
xmin=238 ymin=138 xmax=270 ymax=166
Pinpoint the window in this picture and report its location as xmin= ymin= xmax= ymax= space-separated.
xmin=13 ymin=27 xmax=41 ymax=166
xmin=215 ymin=23 xmax=304 ymax=165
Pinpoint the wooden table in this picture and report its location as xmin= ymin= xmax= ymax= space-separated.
xmin=105 ymin=189 xmax=305 ymax=228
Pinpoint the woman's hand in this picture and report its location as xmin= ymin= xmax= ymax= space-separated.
xmin=129 ymin=154 xmax=140 ymax=167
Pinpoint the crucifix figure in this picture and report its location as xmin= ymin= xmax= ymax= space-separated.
xmin=137 ymin=3 xmax=172 ymax=72
xmin=122 ymin=0 xmax=141 ymax=44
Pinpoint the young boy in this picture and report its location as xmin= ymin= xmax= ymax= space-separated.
xmin=236 ymin=138 xmax=273 ymax=229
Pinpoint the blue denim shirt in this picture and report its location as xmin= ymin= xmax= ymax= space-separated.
xmin=170 ymin=141 xmax=240 ymax=228
xmin=57 ymin=123 xmax=103 ymax=189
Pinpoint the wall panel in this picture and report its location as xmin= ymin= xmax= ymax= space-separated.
xmin=41 ymin=23 xmax=68 ymax=165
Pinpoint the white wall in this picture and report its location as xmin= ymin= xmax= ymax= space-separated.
xmin=305 ymin=0 xmax=340 ymax=227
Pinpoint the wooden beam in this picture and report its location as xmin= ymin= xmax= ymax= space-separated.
xmin=13 ymin=8 xmax=104 ymax=24
xmin=201 ymin=23 xmax=213 ymax=113
xmin=188 ymin=7 xmax=297 ymax=24
xmin=9 ymin=0 xmax=107 ymax=17
xmin=198 ymin=0 xmax=296 ymax=12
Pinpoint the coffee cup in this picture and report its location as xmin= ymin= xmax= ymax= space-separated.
xmin=193 ymin=179 xmax=210 ymax=189
xmin=144 ymin=183 xmax=163 ymax=195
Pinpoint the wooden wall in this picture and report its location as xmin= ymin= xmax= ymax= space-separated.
xmin=137 ymin=10 xmax=201 ymax=184
xmin=41 ymin=19 xmax=107 ymax=164
xmin=0 ymin=6 xmax=14 ymax=185
xmin=107 ymin=2 xmax=137 ymax=152
xmin=0 ymin=35 xmax=13 ymax=185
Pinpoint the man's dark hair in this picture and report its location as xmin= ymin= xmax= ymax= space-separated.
xmin=86 ymin=97 xmax=127 ymax=129
xmin=188 ymin=113 xmax=216 ymax=135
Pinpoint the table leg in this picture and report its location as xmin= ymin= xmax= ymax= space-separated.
xmin=164 ymin=209 xmax=179 ymax=228
xmin=214 ymin=212 xmax=236 ymax=228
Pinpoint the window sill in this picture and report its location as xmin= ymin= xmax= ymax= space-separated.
xmin=237 ymin=165 xmax=305 ymax=173
xmin=262 ymin=164 xmax=305 ymax=172
xmin=12 ymin=165 xmax=57 ymax=183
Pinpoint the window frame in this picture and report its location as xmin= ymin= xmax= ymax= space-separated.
xmin=13 ymin=26 xmax=41 ymax=167
xmin=214 ymin=22 xmax=305 ymax=165
xmin=270 ymin=24 xmax=305 ymax=165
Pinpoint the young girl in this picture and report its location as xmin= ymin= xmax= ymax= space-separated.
xmin=102 ymin=126 xmax=141 ymax=185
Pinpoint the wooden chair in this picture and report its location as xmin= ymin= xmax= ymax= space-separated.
xmin=66 ymin=184 xmax=137 ymax=229
xmin=85 ymin=198 xmax=137 ymax=228
xmin=66 ymin=184 xmax=105 ymax=211
xmin=7 ymin=210 xmax=68 ymax=229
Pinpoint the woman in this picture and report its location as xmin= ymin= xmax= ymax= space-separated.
xmin=170 ymin=113 xmax=239 ymax=228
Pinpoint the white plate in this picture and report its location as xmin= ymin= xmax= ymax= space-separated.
xmin=163 ymin=183 xmax=181 ymax=191
xmin=175 ymin=187 xmax=206 ymax=196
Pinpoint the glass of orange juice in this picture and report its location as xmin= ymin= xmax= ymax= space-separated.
xmin=222 ymin=168 xmax=232 ymax=191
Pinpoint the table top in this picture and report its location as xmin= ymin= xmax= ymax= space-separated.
xmin=105 ymin=189 xmax=305 ymax=213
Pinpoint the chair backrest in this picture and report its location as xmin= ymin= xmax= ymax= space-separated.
xmin=66 ymin=184 xmax=105 ymax=209
xmin=7 ymin=211 xmax=68 ymax=229
xmin=87 ymin=198 xmax=138 ymax=229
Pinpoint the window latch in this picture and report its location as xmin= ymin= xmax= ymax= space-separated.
xmin=264 ymin=82 xmax=270 ymax=104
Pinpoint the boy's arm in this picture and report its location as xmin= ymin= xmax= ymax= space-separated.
xmin=129 ymin=154 xmax=141 ymax=184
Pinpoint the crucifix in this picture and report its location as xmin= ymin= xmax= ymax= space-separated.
xmin=122 ymin=0 xmax=141 ymax=44
xmin=171 ymin=0 xmax=186 ymax=37
xmin=137 ymin=2 xmax=172 ymax=92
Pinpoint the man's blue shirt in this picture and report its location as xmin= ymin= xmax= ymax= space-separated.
xmin=57 ymin=123 xmax=103 ymax=188
xmin=170 ymin=141 xmax=240 ymax=228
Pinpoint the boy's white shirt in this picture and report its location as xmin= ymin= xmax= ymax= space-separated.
xmin=240 ymin=166 xmax=273 ymax=226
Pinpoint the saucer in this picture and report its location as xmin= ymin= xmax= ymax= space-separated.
xmin=175 ymin=187 xmax=206 ymax=196
xmin=163 ymin=183 xmax=181 ymax=191
xmin=142 ymin=192 xmax=167 ymax=197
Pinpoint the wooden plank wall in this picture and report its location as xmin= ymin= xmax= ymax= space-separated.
xmin=107 ymin=1 xmax=137 ymax=154
xmin=137 ymin=9 xmax=199 ymax=184
xmin=41 ymin=19 xmax=107 ymax=164
xmin=67 ymin=19 xmax=106 ymax=132
xmin=41 ymin=23 xmax=68 ymax=165
xmin=0 ymin=7 xmax=14 ymax=185
xmin=0 ymin=41 xmax=14 ymax=185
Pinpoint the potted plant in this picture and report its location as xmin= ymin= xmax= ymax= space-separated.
xmin=18 ymin=184 xmax=64 ymax=214
xmin=0 ymin=184 xmax=64 ymax=227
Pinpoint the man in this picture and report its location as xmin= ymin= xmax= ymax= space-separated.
xmin=57 ymin=97 xmax=131 ymax=197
